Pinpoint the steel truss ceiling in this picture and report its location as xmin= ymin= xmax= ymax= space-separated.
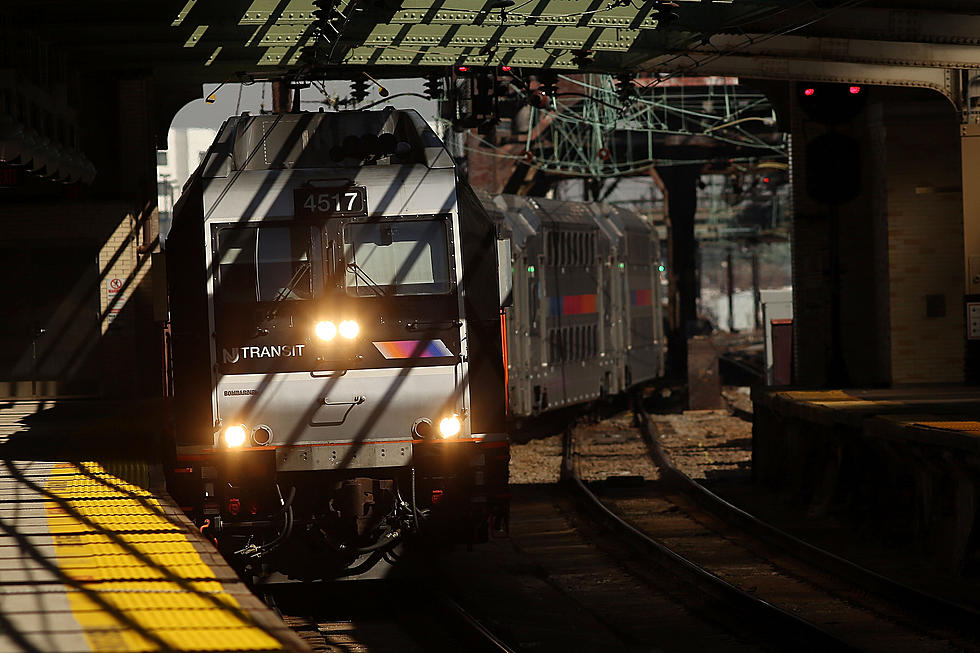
xmin=450 ymin=74 xmax=784 ymax=177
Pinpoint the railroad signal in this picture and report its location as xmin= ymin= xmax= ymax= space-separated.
xmin=798 ymin=82 xmax=867 ymax=125
xmin=806 ymin=132 xmax=861 ymax=204
xmin=758 ymin=169 xmax=787 ymax=188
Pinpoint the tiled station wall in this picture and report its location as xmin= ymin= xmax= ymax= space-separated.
xmin=790 ymin=88 xmax=964 ymax=386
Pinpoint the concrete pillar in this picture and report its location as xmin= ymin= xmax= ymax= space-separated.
xmin=791 ymin=86 xmax=963 ymax=387
xmin=961 ymin=124 xmax=980 ymax=382
xmin=791 ymin=92 xmax=887 ymax=387
xmin=658 ymin=164 xmax=701 ymax=381
xmin=880 ymin=96 xmax=962 ymax=384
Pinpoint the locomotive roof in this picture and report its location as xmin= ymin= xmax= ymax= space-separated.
xmin=200 ymin=108 xmax=453 ymax=178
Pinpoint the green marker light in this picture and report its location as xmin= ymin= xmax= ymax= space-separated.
xmin=618 ymin=262 xmax=625 ymax=269
xmin=527 ymin=265 xmax=535 ymax=273
xmin=658 ymin=264 xmax=666 ymax=272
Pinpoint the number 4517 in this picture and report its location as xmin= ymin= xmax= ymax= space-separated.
xmin=304 ymin=192 xmax=359 ymax=212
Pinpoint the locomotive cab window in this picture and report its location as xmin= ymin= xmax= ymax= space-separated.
xmin=215 ymin=225 xmax=312 ymax=303
xmin=342 ymin=218 xmax=451 ymax=297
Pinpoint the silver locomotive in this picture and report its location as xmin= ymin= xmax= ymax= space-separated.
xmin=165 ymin=109 xmax=510 ymax=581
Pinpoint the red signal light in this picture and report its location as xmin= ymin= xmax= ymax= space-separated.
xmin=763 ymin=176 xmax=771 ymax=184
xmin=849 ymin=85 xmax=861 ymax=94
xmin=803 ymin=88 xmax=815 ymax=96
xmin=501 ymin=65 xmax=512 ymax=72
xmin=457 ymin=66 xmax=469 ymax=73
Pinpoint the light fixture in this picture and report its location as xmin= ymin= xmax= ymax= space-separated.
xmin=223 ymin=424 xmax=247 ymax=448
xmin=315 ymin=320 xmax=337 ymax=341
xmin=439 ymin=415 xmax=462 ymax=438
xmin=339 ymin=320 xmax=359 ymax=339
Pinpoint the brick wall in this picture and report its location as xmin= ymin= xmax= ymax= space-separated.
xmin=881 ymin=98 xmax=964 ymax=383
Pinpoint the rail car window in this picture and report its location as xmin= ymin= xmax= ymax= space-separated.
xmin=215 ymin=225 xmax=312 ymax=303
xmin=343 ymin=219 xmax=450 ymax=296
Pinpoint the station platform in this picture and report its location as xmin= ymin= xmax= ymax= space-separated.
xmin=0 ymin=401 xmax=308 ymax=653
xmin=752 ymin=386 xmax=980 ymax=573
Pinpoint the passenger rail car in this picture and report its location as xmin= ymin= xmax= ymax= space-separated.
xmin=480 ymin=193 xmax=666 ymax=416
xmin=165 ymin=109 xmax=510 ymax=581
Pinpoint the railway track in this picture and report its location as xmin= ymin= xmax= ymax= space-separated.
xmin=273 ymin=583 xmax=516 ymax=653
xmin=564 ymin=406 xmax=980 ymax=652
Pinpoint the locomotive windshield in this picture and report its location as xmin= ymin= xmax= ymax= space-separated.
xmin=215 ymin=225 xmax=312 ymax=303
xmin=343 ymin=219 xmax=451 ymax=297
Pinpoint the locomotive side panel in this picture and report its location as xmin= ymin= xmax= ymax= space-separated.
xmin=167 ymin=174 xmax=214 ymax=447
xmin=456 ymin=182 xmax=506 ymax=436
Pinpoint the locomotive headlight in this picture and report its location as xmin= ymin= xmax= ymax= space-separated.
xmin=439 ymin=415 xmax=462 ymax=439
xmin=223 ymin=424 xmax=247 ymax=448
xmin=339 ymin=320 xmax=359 ymax=339
xmin=315 ymin=320 xmax=337 ymax=341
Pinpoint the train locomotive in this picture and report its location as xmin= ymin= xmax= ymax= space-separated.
xmin=164 ymin=107 xmax=666 ymax=582
xmin=165 ymin=109 xmax=510 ymax=581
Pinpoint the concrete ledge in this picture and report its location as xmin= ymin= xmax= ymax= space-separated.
xmin=752 ymin=386 xmax=980 ymax=573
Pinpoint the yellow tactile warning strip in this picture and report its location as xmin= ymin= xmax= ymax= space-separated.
xmin=780 ymin=389 xmax=872 ymax=407
xmin=0 ymin=460 xmax=287 ymax=652
xmin=914 ymin=421 xmax=980 ymax=433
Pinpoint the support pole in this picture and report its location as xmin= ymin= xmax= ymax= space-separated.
xmin=727 ymin=247 xmax=735 ymax=333
xmin=272 ymin=80 xmax=291 ymax=114
xmin=657 ymin=164 xmax=701 ymax=380
xmin=752 ymin=247 xmax=761 ymax=331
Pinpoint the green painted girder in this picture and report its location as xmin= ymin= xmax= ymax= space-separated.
xmin=234 ymin=0 xmax=731 ymax=28
xmin=6 ymin=0 xmax=742 ymax=78
xmin=361 ymin=24 xmax=639 ymax=51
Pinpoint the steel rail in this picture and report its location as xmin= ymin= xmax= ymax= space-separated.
xmin=439 ymin=595 xmax=519 ymax=653
xmin=634 ymin=403 xmax=980 ymax=641
xmin=561 ymin=425 xmax=857 ymax=653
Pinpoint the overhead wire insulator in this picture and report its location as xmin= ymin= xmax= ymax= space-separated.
xmin=350 ymin=77 xmax=369 ymax=105
xmin=571 ymin=49 xmax=595 ymax=68
xmin=423 ymin=74 xmax=444 ymax=100
xmin=653 ymin=1 xmax=680 ymax=30
xmin=615 ymin=72 xmax=636 ymax=108
xmin=530 ymin=72 xmax=558 ymax=110
xmin=312 ymin=0 xmax=344 ymax=38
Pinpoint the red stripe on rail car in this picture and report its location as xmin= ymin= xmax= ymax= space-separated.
xmin=631 ymin=289 xmax=652 ymax=307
